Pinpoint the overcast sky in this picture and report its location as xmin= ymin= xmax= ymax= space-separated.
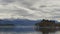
xmin=0 ymin=0 xmax=60 ymax=21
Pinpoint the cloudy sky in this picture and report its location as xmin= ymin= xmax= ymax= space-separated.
xmin=0 ymin=0 xmax=60 ymax=21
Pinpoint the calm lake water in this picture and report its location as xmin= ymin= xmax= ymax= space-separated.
xmin=0 ymin=26 xmax=60 ymax=34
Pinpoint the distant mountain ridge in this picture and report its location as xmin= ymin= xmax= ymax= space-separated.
xmin=0 ymin=19 xmax=40 ymax=26
xmin=0 ymin=19 xmax=59 ymax=26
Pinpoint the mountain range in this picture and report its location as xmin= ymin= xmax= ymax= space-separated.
xmin=0 ymin=19 xmax=41 ymax=26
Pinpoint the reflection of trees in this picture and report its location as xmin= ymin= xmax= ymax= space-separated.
xmin=35 ymin=28 xmax=56 ymax=34
xmin=35 ymin=19 xmax=60 ymax=34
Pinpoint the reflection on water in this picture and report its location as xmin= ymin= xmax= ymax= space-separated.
xmin=0 ymin=26 xmax=15 ymax=32
xmin=35 ymin=26 xmax=60 ymax=34
xmin=0 ymin=26 xmax=36 ymax=32
xmin=0 ymin=26 xmax=60 ymax=34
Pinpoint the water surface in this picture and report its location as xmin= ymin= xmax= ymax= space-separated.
xmin=0 ymin=26 xmax=60 ymax=34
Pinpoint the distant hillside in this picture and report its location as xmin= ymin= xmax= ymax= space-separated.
xmin=0 ymin=19 xmax=40 ymax=26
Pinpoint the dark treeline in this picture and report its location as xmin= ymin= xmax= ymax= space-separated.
xmin=35 ymin=19 xmax=60 ymax=27
xmin=35 ymin=19 xmax=60 ymax=34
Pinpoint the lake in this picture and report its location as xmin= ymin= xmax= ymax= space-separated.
xmin=0 ymin=26 xmax=60 ymax=34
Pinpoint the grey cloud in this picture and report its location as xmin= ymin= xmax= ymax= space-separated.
xmin=2 ymin=0 xmax=14 ymax=3
xmin=0 ymin=0 xmax=60 ymax=20
xmin=0 ymin=0 xmax=15 ymax=5
xmin=0 ymin=9 xmax=31 ymax=16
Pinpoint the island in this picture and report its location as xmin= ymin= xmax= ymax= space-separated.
xmin=35 ymin=19 xmax=60 ymax=28
xmin=35 ymin=19 xmax=60 ymax=34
